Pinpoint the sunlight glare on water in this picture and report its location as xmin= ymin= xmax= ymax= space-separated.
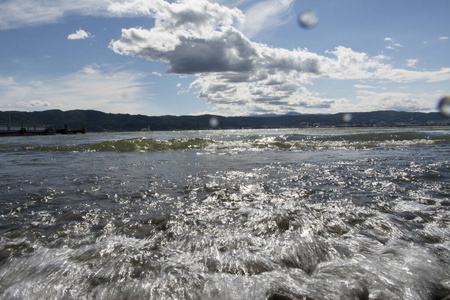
xmin=0 ymin=128 xmax=449 ymax=299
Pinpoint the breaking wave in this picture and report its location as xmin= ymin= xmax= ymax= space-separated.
xmin=0 ymin=127 xmax=449 ymax=299
xmin=13 ymin=129 xmax=450 ymax=153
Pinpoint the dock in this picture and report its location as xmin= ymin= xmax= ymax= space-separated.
xmin=0 ymin=123 xmax=85 ymax=136
xmin=0 ymin=123 xmax=56 ymax=136
xmin=56 ymin=124 xmax=86 ymax=134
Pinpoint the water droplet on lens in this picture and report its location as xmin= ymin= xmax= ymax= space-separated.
xmin=298 ymin=10 xmax=318 ymax=29
xmin=209 ymin=117 xmax=219 ymax=128
xmin=438 ymin=96 xmax=450 ymax=117
xmin=342 ymin=113 xmax=353 ymax=122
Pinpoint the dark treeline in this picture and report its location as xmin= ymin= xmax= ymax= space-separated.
xmin=0 ymin=109 xmax=448 ymax=132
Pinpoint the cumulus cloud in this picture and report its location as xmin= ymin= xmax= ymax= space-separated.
xmin=1 ymin=0 xmax=449 ymax=115
xmin=107 ymin=0 xmax=450 ymax=114
xmin=109 ymin=0 xmax=324 ymax=113
xmin=68 ymin=29 xmax=92 ymax=40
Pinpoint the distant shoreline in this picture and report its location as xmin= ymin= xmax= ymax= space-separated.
xmin=1 ymin=109 xmax=448 ymax=133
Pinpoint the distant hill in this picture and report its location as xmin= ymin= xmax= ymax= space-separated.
xmin=0 ymin=109 xmax=448 ymax=132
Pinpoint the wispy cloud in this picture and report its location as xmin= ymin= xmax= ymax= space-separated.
xmin=384 ymin=37 xmax=403 ymax=51
xmin=407 ymin=59 xmax=418 ymax=68
xmin=353 ymin=84 xmax=375 ymax=89
xmin=238 ymin=0 xmax=294 ymax=37
xmin=15 ymin=100 xmax=50 ymax=108
xmin=354 ymin=90 xmax=442 ymax=112
xmin=0 ymin=0 xmax=110 ymax=30
xmin=439 ymin=36 xmax=449 ymax=40
xmin=0 ymin=65 xmax=152 ymax=113
xmin=68 ymin=29 xmax=92 ymax=40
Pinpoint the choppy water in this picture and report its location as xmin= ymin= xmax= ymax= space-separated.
xmin=0 ymin=127 xmax=449 ymax=300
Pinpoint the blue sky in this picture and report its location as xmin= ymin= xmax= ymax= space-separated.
xmin=0 ymin=0 xmax=449 ymax=116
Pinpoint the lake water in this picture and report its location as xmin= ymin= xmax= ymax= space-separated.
xmin=0 ymin=127 xmax=449 ymax=299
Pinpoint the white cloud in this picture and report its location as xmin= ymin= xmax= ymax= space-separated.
xmin=384 ymin=37 xmax=403 ymax=51
xmin=1 ymin=0 xmax=449 ymax=115
xmin=0 ymin=65 xmax=152 ymax=113
xmin=354 ymin=84 xmax=375 ymax=89
xmin=0 ymin=0 xmax=110 ymax=30
xmin=353 ymin=90 xmax=441 ymax=112
xmin=16 ymin=100 xmax=50 ymax=107
xmin=376 ymin=67 xmax=450 ymax=83
xmin=439 ymin=36 xmax=449 ymax=40
xmin=108 ymin=0 xmax=450 ymax=115
xmin=407 ymin=59 xmax=418 ymax=68
xmin=238 ymin=0 xmax=294 ymax=37
xmin=0 ymin=76 xmax=15 ymax=85
xmin=107 ymin=0 xmax=244 ymax=28
xmin=68 ymin=29 xmax=92 ymax=40
xmin=320 ymin=47 xmax=450 ymax=84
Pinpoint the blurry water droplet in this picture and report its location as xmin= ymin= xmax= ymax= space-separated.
xmin=438 ymin=96 xmax=450 ymax=117
xmin=342 ymin=113 xmax=353 ymax=122
xmin=209 ymin=117 xmax=219 ymax=128
xmin=298 ymin=10 xmax=318 ymax=29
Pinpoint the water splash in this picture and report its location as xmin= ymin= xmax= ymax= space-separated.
xmin=6 ymin=130 xmax=449 ymax=153
xmin=0 ymin=128 xmax=449 ymax=299
xmin=298 ymin=10 xmax=319 ymax=29
xmin=438 ymin=95 xmax=450 ymax=117
xmin=209 ymin=117 xmax=220 ymax=128
xmin=342 ymin=113 xmax=353 ymax=123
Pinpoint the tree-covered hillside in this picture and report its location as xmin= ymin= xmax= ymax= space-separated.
xmin=0 ymin=110 xmax=448 ymax=132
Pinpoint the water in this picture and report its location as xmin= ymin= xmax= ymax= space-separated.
xmin=298 ymin=10 xmax=319 ymax=29
xmin=0 ymin=127 xmax=449 ymax=299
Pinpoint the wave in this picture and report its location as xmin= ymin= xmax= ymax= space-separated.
xmin=18 ymin=137 xmax=212 ymax=152
xmin=17 ymin=130 xmax=449 ymax=153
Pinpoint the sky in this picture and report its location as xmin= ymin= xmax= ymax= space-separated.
xmin=0 ymin=0 xmax=449 ymax=116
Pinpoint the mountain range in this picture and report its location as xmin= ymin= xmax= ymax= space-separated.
xmin=0 ymin=109 xmax=448 ymax=132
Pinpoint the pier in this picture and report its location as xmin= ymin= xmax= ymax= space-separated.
xmin=0 ymin=123 xmax=85 ymax=136
xmin=0 ymin=123 xmax=56 ymax=136
xmin=55 ymin=124 xmax=86 ymax=134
